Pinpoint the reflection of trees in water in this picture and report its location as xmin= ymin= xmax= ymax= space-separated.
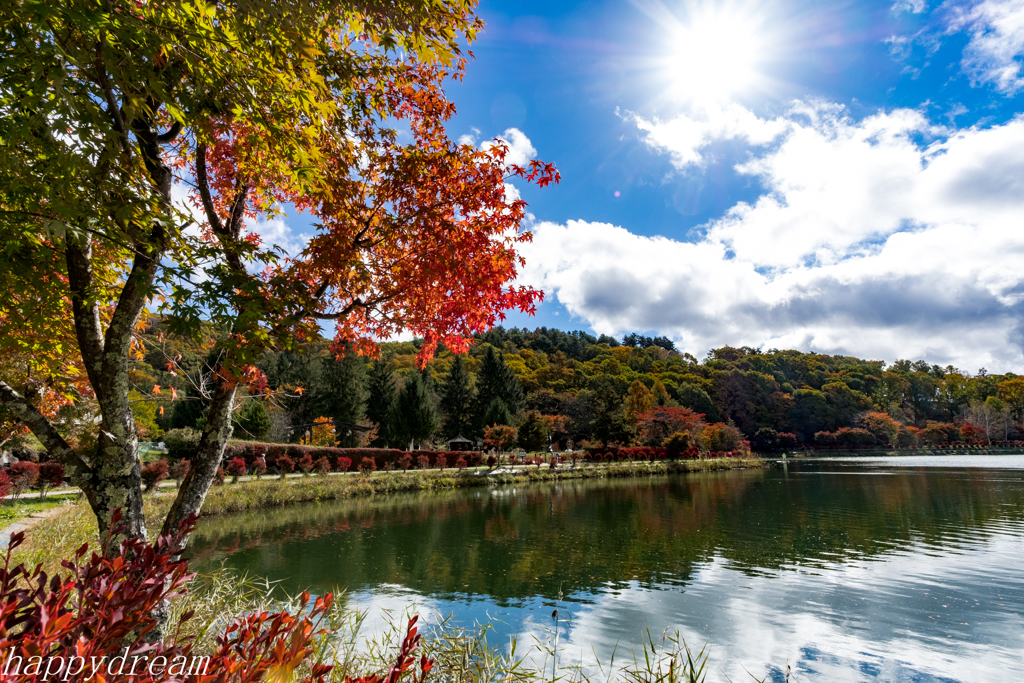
xmin=187 ymin=466 xmax=1024 ymax=601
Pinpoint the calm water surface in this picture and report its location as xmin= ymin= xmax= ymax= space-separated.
xmin=189 ymin=457 xmax=1024 ymax=682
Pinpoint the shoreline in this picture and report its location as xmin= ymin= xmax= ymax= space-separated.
xmin=10 ymin=458 xmax=766 ymax=574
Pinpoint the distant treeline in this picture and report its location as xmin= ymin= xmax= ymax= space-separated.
xmin=119 ymin=325 xmax=1024 ymax=454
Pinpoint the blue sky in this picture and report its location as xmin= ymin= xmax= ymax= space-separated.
xmin=253 ymin=0 xmax=1024 ymax=371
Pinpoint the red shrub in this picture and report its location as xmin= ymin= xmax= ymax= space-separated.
xmin=277 ymin=455 xmax=295 ymax=478
xmin=225 ymin=457 xmax=247 ymax=482
xmin=7 ymin=462 xmax=39 ymax=496
xmin=436 ymin=454 xmax=447 ymax=471
xmin=297 ymin=453 xmax=315 ymax=475
xmin=486 ymin=455 xmax=497 ymax=467
xmin=253 ymin=456 xmax=268 ymax=479
xmin=417 ymin=454 xmax=430 ymax=470
xmin=0 ymin=511 xmax=350 ymax=683
xmin=398 ymin=454 xmax=413 ymax=471
xmin=169 ymin=459 xmax=189 ymax=483
xmin=214 ymin=466 xmax=226 ymax=485
xmin=358 ymin=457 xmax=376 ymax=474
xmin=141 ymin=459 xmax=169 ymax=491
xmin=0 ymin=471 xmax=10 ymax=499
xmin=314 ymin=456 xmax=331 ymax=475
xmin=336 ymin=456 xmax=352 ymax=472
xmin=455 ymin=457 xmax=468 ymax=470
xmin=37 ymin=461 xmax=65 ymax=499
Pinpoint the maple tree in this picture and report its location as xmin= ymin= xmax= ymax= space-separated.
xmin=0 ymin=0 xmax=556 ymax=547
xmin=636 ymin=406 xmax=706 ymax=447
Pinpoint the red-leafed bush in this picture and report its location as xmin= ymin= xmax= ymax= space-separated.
xmin=435 ymin=454 xmax=446 ymax=471
xmin=225 ymin=457 xmax=247 ymax=483
xmin=398 ymin=454 xmax=413 ymax=471
xmin=0 ymin=471 xmax=10 ymax=500
xmin=486 ymin=455 xmax=497 ymax=467
xmin=169 ymin=459 xmax=189 ymax=484
xmin=277 ymin=455 xmax=295 ymax=479
xmin=253 ymin=456 xmax=267 ymax=479
xmin=417 ymin=454 xmax=430 ymax=470
xmin=0 ymin=510 xmax=369 ymax=683
xmin=266 ymin=444 xmax=287 ymax=467
xmin=455 ymin=456 xmax=467 ymax=470
xmin=7 ymin=462 xmax=39 ymax=497
xmin=358 ymin=457 xmax=376 ymax=474
xmin=214 ymin=466 xmax=226 ymax=485
xmin=140 ymin=459 xmax=169 ymax=492
xmin=297 ymin=453 xmax=315 ymax=476
xmin=314 ymin=456 xmax=331 ymax=475
xmin=336 ymin=456 xmax=352 ymax=472
xmin=37 ymin=462 xmax=65 ymax=499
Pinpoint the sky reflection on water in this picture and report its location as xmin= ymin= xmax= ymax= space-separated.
xmin=190 ymin=458 xmax=1024 ymax=682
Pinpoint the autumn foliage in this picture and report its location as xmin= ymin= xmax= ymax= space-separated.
xmin=0 ymin=511 xmax=435 ymax=682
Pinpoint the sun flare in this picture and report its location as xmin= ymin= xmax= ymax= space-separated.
xmin=662 ymin=4 xmax=766 ymax=103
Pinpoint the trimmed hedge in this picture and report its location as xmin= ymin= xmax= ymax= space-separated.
xmin=582 ymin=446 xmax=703 ymax=463
xmin=221 ymin=442 xmax=485 ymax=473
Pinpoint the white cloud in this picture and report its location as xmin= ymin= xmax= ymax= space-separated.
xmin=951 ymin=0 xmax=1024 ymax=93
xmin=519 ymin=104 xmax=1024 ymax=371
xmin=482 ymin=127 xmax=538 ymax=168
xmin=629 ymin=103 xmax=789 ymax=169
xmin=244 ymin=216 xmax=308 ymax=258
xmin=893 ymin=0 xmax=928 ymax=13
xmin=458 ymin=127 xmax=481 ymax=146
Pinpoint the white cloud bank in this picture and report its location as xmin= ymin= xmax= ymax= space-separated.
xmin=519 ymin=103 xmax=1024 ymax=372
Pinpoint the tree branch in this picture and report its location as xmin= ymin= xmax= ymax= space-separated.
xmin=155 ymin=121 xmax=183 ymax=144
xmin=65 ymin=236 xmax=106 ymax=398
xmin=195 ymin=143 xmax=224 ymax=235
xmin=0 ymin=379 xmax=94 ymax=485
xmin=94 ymin=34 xmax=130 ymax=156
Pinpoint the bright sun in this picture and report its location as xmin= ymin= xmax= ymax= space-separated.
xmin=663 ymin=5 xmax=765 ymax=103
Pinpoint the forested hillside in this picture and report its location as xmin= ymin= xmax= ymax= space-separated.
xmin=13 ymin=323 xmax=1022 ymax=457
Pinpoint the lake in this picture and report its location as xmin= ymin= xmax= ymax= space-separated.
xmin=189 ymin=457 xmax=1024 ymax=682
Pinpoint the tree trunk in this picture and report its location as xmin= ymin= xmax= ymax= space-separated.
xmin=160 ymin=381 xmax=237 ymax=541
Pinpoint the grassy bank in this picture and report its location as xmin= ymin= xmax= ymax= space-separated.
xmin=11 ymin=458 xmax=764 ymax=577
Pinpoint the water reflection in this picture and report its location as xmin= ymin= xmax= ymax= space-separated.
xmin=189 ymin=459 xmax=1024 ymax=682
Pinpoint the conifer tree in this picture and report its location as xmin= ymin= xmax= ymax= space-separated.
xmin=313 ymin=344 xmax=367 ymax=446
xmin=366 ymin=359 xmax=399 ymax=448
xmin=234 ymin=400 xmax=271 ymax=442
xmin=397 ymin=371 xmax=439 ymax=450
xmin=517 ymin=410 xmax=547 ymax=451
xmin=474 ymin=347 xmax=525 ymax=434
xmin=440 ymin=355 xmax=475 ymax=439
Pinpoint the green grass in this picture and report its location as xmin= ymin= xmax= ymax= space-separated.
xmin=0 ymin=494 xmax=81 ymax=526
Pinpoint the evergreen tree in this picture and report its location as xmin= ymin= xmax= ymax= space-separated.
xmin=482 ymin=397 xmax=514 ymax=429
xmin=366 ymin=358 xmax=399 ymax=448
xmin=234 ymin=400 xmax=271 ymax=441
xmin=474 ymin=347 xmax=525 ymax=434
xmin=312 ymin=344 xmax=367 ymax=446
xmin=396 ymin=370 xmax=439 ymax=449
xmin=517 ymin=410 xmax=547 ymax=451
xmin=440 ymin=354 xmax=475 ymax=439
